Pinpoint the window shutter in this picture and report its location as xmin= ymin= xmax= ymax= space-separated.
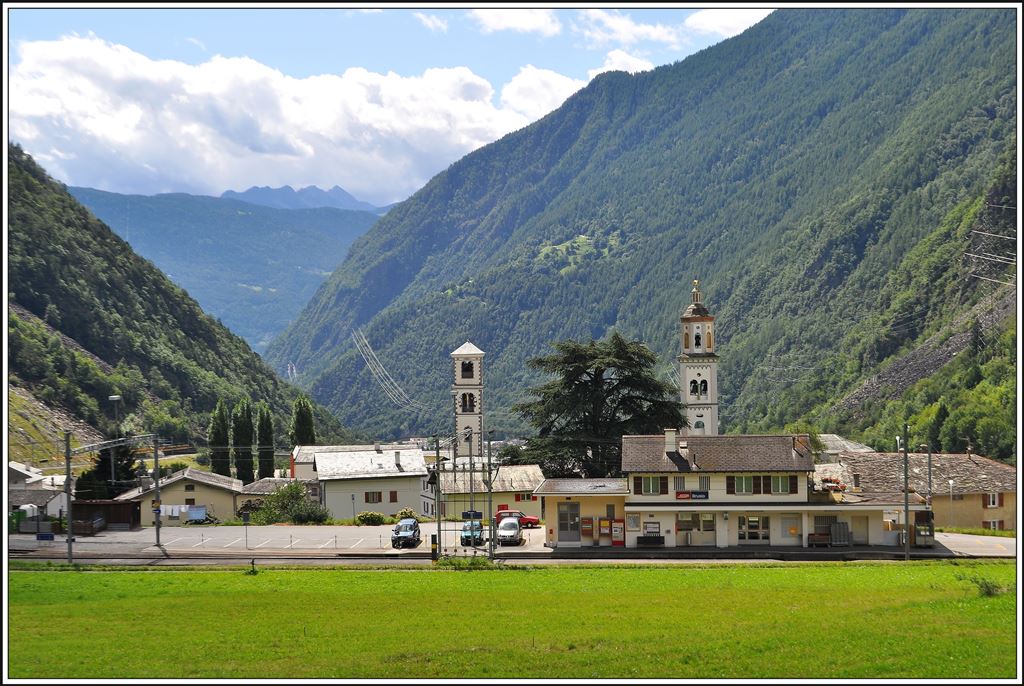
xmin=390 ymin=490 xmax=398 ymax=503
xmin=514 ymin=494 xmax=520 ymax=502
xmin=364 ymin=492 xmax=369 ymax=503
xmin=634 ymin=477 xmax=643 ymax=494
xmin=660 ymin=476 xmax=668 ymax=495
xmin=752 ymin=476 xmax=762 ymax=495
xmin=997 ymin=520 xmax=1004 ymax=530
xmin=789 ymin=475 xmax=798 ymax=494
xmin=981 ymin=493 xmax=989 ymax=509
xmin=998 ymin=493 xmax=1004 ymax=507
xmin=726 ymin=476 xmax=735 ymax=494
xmin=763 ymin=476 xmax=772 ymax=493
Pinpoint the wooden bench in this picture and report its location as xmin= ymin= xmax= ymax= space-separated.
xmin=807 ymin=532 xmax=831 ymax=548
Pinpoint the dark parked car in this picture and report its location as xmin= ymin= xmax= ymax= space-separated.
xmin=391 ymin=518 xmax=421 ymax=548
xmin=460 ymin=520 xmax=484 ymax=546
xmin=494 ymin=509 xmax=540 ymax=528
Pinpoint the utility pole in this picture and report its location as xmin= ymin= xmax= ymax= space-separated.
xmin=64 ymin=432 xmax=73 ymax=565
xmin=468 ymin=430 xmax=474 ymax=515
xmin=435 ymin=436 xmax=442 ymax=552
xmin=487 ymin=430 xmax=494 ymax=560
xmin=919 ymin=443 xmax=932 ymax=508
xmin=153 ymin=434 xmax=162 ymax=548
xmin=108 ymin=395 xmax=121 ymax=492
xmin=903 ymin=423 xmax=910 ymax=562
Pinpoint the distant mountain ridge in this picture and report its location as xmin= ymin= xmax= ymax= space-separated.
xmin=68 ymin=187 xmax=380 ymax=354
xmin=8 ymin=144 xmax=357 ymax=451
xmin=264 ymin=8 xmax=1017 ymax=453
xmin=221 ymin=185 xmax=392 ymax=214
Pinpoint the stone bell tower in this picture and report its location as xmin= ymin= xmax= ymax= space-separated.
xmin=451 ymin=341 xmax=484 ymax=459
xmin=678 ymin=279 xmax=719 ymax=436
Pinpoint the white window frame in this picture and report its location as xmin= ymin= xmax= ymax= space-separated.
xmin=987 ymin=493 xmax=999 ymax=507
xmin=674 ymin=476 xmax=685 ymax=492
xmin=735 ymin=475 xmax=753 ymax=494
xmin=771 ymin=475 xmax=790 ymax=494
xmin=641 ymin=476 xmax=661 ymax=495
xmin=698 ymin=475 xmax=711 ymax=492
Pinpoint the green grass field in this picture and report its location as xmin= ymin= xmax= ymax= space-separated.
xmin=7 ymin=560 xmax=1017 ymax=679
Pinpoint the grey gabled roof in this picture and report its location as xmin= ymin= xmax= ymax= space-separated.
xmin=533 ymin=478 xmax=630 ymax=495
xmin=314 ymin=448 xmax=427 ymax=481
xmin=622 ymin=434 xmax=814 ymax=473
xmin=440 ymin=465 xmax=544 ymax=494
xmin=115 ymin=468 xmax=243 ymax=500
xmin=829 ymin=451 xmax=1016 ymax=496
xmin=8 ymin=489 xmax=63 ymax=508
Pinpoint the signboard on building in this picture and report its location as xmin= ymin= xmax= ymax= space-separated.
xmin=676 ymin=491 xmax=709 ymax=500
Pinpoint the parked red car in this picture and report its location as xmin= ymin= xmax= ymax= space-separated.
xmin=494 ymin=509 xmax=540 ymax=528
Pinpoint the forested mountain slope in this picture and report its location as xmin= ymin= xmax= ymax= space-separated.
xmin=8 ymin=144 xmax=357 ymax=453
xmin=265 ymin=9 xmax=1016 ymax=449
xmin=68 ymin=187 xmax=379 ymax=353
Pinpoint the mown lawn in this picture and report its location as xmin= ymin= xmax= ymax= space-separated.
xmin=7 ymin=560 xmax=1017 ymax=679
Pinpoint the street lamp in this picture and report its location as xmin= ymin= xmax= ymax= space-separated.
xmin=108 ymin=395 xmax=122 ymax=489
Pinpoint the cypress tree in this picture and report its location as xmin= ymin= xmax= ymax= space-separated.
xmin=208 ymin=399 xmax=231 ymax=477
xmin=289 ymin=396 xmax=317 ymax=446
xmin=232 ymin=398 xmax=255 ymax=485
xmin=256 ymin=401 xmax=276 ymax=480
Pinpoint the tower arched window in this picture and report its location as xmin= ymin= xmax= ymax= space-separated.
xmin=706 ymin=331 xmax=713 ymax=350
xmin=461 ymin=361 xmax=474 ymax=379
xmin=694 ymin=332 xmax=702 ymax=348
xmin=461 ymin=393 xmax=475 ymax=413
xmin=683 ymin=332 xmax=690 ymax=349
xmin=699 ymin=380 xmax=708 ymax=396
xmin=689 ymin=380 xmax=698 ymax=396
xmin=694 ymin=421 xmax=705 ymax=429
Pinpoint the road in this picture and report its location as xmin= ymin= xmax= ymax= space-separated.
xmin=8 ymin=520 xmax=548 ymax=557
xmin=8 ymin=528 xmax=1013 ymax=565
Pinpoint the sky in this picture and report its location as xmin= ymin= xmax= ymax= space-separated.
xmin=5 ymin=5 xmax=776 ymax=206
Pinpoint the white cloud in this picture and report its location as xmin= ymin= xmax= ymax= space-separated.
xmin=684 ymin=9 xmax=775 ymax=38
xmin=574 ymin=9 xmax=680 ymax=48
xmin=9 ymin=35 xmax=546 ymax=205
xmin=469 ymin=9 xmax=561 ymax=37
xmin=500 ymin=65 xmax=586 ymax=121
xmin=413 ymin=12 xmax=447 ymax=33
xmin=587 ymin=50 xmax=654 ymax=80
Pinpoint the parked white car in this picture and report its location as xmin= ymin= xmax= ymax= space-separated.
xmin=496 ymin=517 xmax=524 ymax=546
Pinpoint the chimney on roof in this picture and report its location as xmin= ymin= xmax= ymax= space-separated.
xmin=664 ymin=428 xmax=678 ymax=455
xmin=394 ymin=451 xmax=401 ymax=468
xmin=374 ymin=441 xmax=381 ymax=453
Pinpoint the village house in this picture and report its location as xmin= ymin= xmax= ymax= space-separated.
xmin=311 ymin=445 xmax=429 ymax=520
xmin=826 ymin=450 xmax=1016 ymax=531
xmin=437 ymin=464 xmax=545 ymax=521
xmin=115 ymin=468 xmax=242 ymax=526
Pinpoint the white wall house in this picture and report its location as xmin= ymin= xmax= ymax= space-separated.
xmin=314 ymin=446 xmax=429 ymax=519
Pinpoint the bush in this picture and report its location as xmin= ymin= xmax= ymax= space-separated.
xmin=194 ymin=450 xmax=211 ymax=466
xmin=955 ymin=572 xmax=1010 ymax=597
xmin=291 ymin=499 xmax=330 ymax=524
xmin=356 ymin=511 xmax=386 ymax=526
xmin=393 ymin=507 xmax=419 ymax=521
